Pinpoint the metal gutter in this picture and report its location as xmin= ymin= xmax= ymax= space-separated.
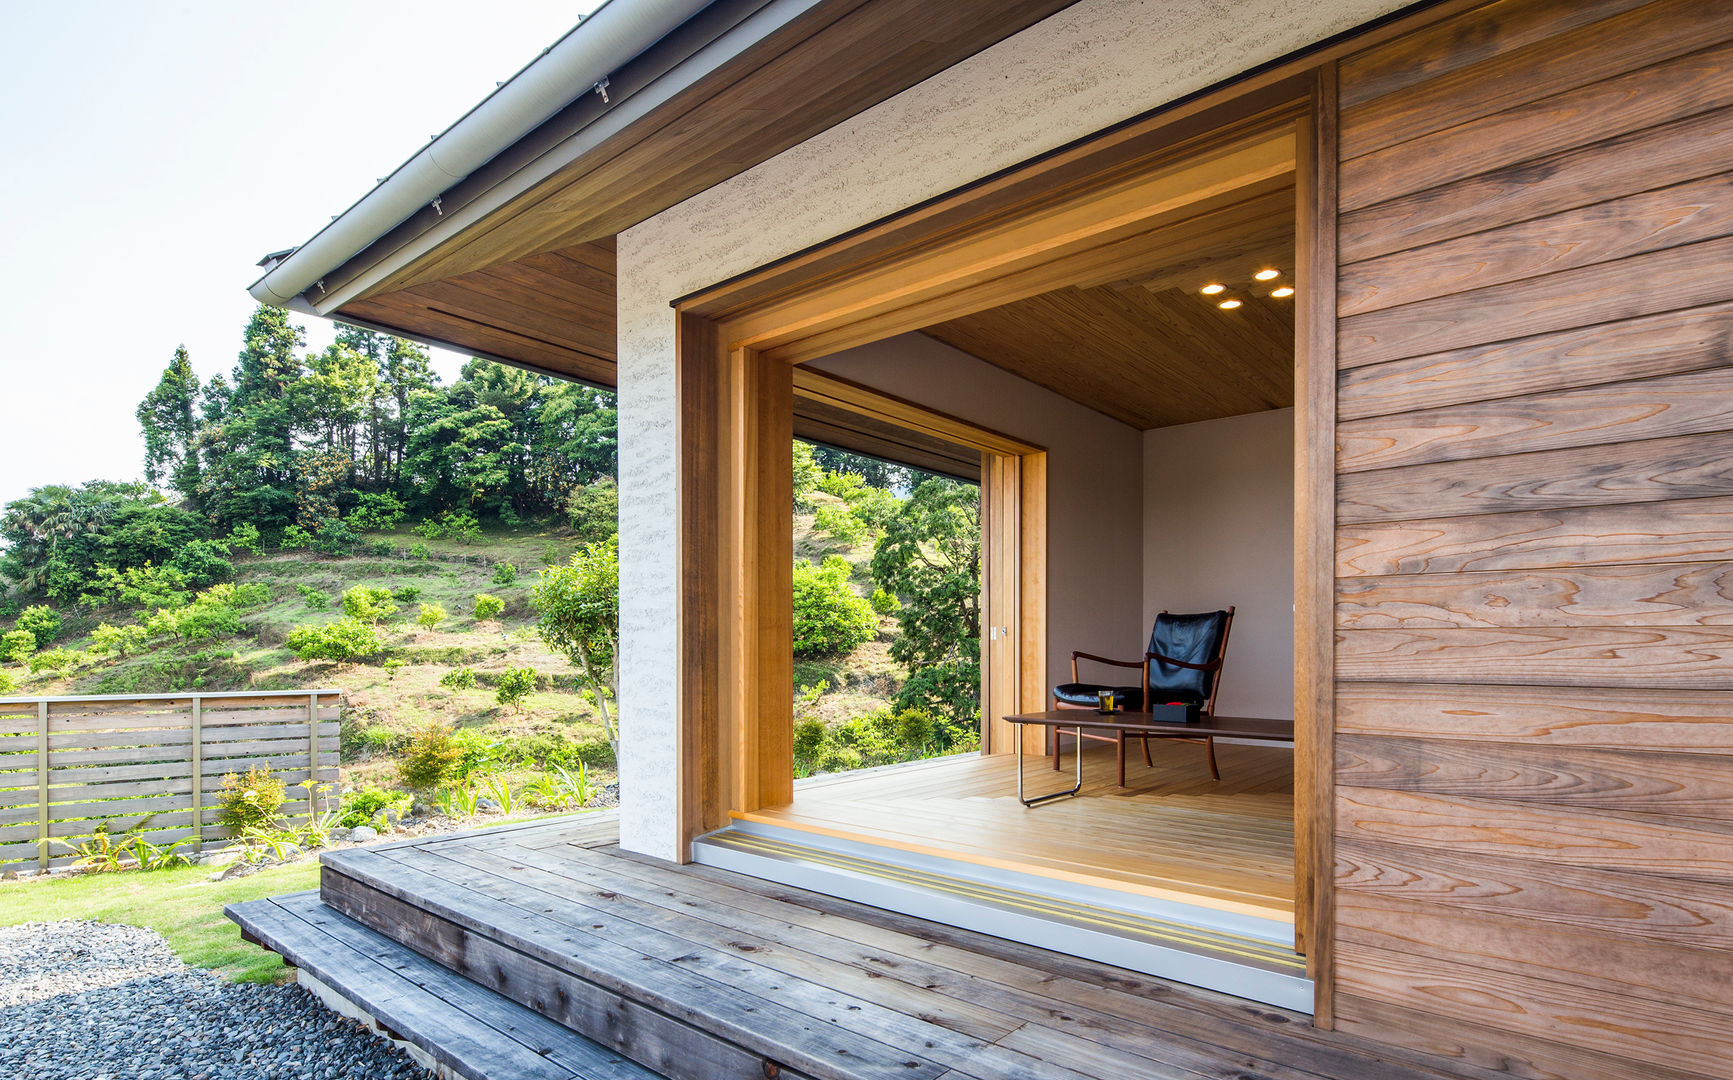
xmin=307 ymin=0 xmax=830 ymax=316
xmin=249 ymin=0 xmax=715 ymax=308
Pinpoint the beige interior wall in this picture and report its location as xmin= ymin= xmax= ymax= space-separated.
xmin=1142 ymin=408 xmax=1295 ymax=720
xmin=806 ymin=333 xmax=1145 ymax=694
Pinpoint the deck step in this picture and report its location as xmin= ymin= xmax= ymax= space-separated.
xmin=691 ymin=820 xmax=1312 ymax=1013
xmin=227 ymin=891 xmax=664 ymax=1080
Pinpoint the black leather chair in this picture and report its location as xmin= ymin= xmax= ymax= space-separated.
xmin=1051 ymin=607 xmax=1234 ymax=785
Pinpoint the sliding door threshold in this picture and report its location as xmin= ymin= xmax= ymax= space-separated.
xmin=692 ymin=819 xmax=1311 ymax=1013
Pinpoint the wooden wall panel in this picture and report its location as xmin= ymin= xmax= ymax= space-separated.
xmin=1331 ymin=3 xmax=1733 ymax=1075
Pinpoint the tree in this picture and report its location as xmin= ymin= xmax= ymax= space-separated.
xmin=285 ymin=617 xmax=381 ymax=662
xmin=792 ymin=557 xmax=878 ymax=657
xmin=194 ymin=307 xmax=306 ymax=530
xmin=496 ymin=667 xmax=536 ymax=712
xmin=14 ymin=605 xmax=60 ymax=649
xmin=870 ymin=479 xmax=982 ymax=734
xmin=137 ymin=346 xmax=203 ymax=503
xmin=533 ymin=536 xmax=620 ymax=753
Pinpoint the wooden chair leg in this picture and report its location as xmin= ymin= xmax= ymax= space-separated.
xmin=1141 ymin=736 xmax=1153 ymax=766
xmin=1205 ymin=737 xmax=1220 ymax=781
xmin=1117 ymin=733 xmax=1126 ymax=788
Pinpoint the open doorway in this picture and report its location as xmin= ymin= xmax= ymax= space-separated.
xmin=680 ymin=108 xmax=1324 ymax=1010
xmin=789 ymin=439 xmax=984 ymax=778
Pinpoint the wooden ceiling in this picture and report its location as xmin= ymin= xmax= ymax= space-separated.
xmin=339 ymin=239 xmax=617 ymax=386
xmin=921 ymin=187 xmax=1296 ymax=430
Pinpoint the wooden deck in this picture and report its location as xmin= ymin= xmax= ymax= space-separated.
xmin=742 ymin=741 xmax=1295 ymax=922
xmin=299 ymin=814 xmax=1487 ymax=1080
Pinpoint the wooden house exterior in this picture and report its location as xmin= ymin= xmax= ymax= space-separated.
xmin=239 ymin=1 xmax=1733 ymax=1077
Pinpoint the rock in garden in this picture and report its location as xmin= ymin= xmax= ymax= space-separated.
xmin=350 ymin=825 xmax=379 ymax=842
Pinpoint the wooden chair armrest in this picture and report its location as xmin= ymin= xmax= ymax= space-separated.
xmin=1146 ymin=651 xmax=1223 ymax=671
xmin=1072 ymin=651 xmax=1146 ymax=670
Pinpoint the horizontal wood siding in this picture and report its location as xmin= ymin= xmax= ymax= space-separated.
xmin=0 ymin=691 xmax=340 ymax=868
xmin=1333 ymin=2 xmax=1733 ymax=1076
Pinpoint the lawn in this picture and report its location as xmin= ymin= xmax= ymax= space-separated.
xmin=0 ymin=860 xmax=322 ymax=983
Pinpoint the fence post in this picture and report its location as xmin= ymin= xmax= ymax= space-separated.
xmin=35 ymin=700 xmax=48 ymax=872
xmin=308 ymin=692 xmax=320 ymax=814
xmin=190 ymin=696 xmax=203 ymax=853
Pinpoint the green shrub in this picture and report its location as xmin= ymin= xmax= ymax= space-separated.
xmin=348 ymin=492 xmax=407 ymax=533
xmin=280 ymin=524 xmax=312 ymax=550
xmin=28 ymin=648 xmax=82 ymax=675
xmin=365 ymin=540 xmax=394 ymax=557
xmin=492 ymin=562 xmax=518 ymax=586
xmin=449 ymin=727 xmax=498 ymax=781
xmin=399 ymin=724 xmax=462 ymax=789
xmin=338 ymin=786 xmax=413 ymax=829
xmin=80 ymin=562 xmax=193 ymax=610
xmin=215 ymin=766 xmax=287 ymax=831
xmin=297 ymin=584 xmax=330 ymax=611
xmin=564 ymin=481 xmax=618 ymax=543
xmin=813 ymin=505 xmax=869 ymax=545
xmin=793 ymin=717 xmax=829 ymax=765
xmin=870 ymin=587 xmax=900 ymax=615
xmin=0 ymin=670 xmax=15 ymax=694
xmin=1 ymin=629 xmax=37 ymax=665
xmin=417 ymin=510 xmax=482 ymax=545
xmin=540 ymin=541 xmax=561 ymax=567
xmin=473 ymin=593 xmax=505 ymax=621
xmin=817 ymin=471 xmax=866 ymax=501
xmin=791 ymin=557 xmax=878 ymax=658
xmin=496 ymin=666 xmax=536 ymax=712
xmin=383 ymin=658 xmax=406 ymax=679
xmin=160 ymin=601 xmax=239 ymax=643
xmin=439 ymin=666 xmax=477 ymax=690
xmin=285 ymin=617 xmax=381 ymax=662
xmin=408 ymin=542 xmax=432 ymax=560
xmin=895 ymin=706 xmax=936 ymax=752
xmin=88 ymin=622 xmax=149 ymax=658
xmin=391 ymin=585 xmax=422 ymax=604
xmin=224 ymin=582 xmax=273 ymax=608
xmin=792 ymin=442 xmax=823 ymax=508
xmin=167 ymin=539 xmax=234 ymax=586
xmin=16 ymin=605 xmax=61 ymax=648
xmin=417 ymin=603 xmax=448 ymax=631
xmin=342 ymin=585 xmax=398 ymax=624
xmin=227 ymin=522 xmax=264 ymax=556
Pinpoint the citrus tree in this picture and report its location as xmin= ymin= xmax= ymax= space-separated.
xmin=533 ymin=536 xmax=620 ymax=753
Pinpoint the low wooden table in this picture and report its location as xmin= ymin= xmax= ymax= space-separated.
xmin=1004 ymin=710 xmax=1296 ymax=806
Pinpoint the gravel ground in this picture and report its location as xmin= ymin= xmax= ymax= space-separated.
xmin=0 ymin=921 xmax=433 ymax=1080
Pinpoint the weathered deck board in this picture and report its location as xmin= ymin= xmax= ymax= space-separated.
xmin=303 ymin=817 xmax=1487 ymax=1080
xmin=228 ymin=890 xmax=660 ymax=1080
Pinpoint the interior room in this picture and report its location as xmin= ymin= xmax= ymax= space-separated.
xmin=729 ymin=179 xmax=1302 ymax=945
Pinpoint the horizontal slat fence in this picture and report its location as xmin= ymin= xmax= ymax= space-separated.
xmin=0 ymin=690 xmax=340 ymax=869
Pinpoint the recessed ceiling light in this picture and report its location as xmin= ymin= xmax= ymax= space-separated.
xmin=1254 ymin=268 xmax=1281 ymax=281
xmin=1270 ymin=286 xmax=1295 ymax=298
xmin=1218 ymin=299 xmax=1242 ymax=310
xmin=1200 ymin=283 xmax=1225 ymax=295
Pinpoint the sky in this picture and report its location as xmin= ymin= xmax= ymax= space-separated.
xmin=0 ymin=2 xmax=599 ymax=508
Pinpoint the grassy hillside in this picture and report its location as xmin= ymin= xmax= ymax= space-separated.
xmin=793 ymin=490 xmax=906 ymax=728
xmin=5 ymin=522 xmax=615 ymax=799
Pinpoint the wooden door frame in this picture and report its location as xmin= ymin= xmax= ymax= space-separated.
xmin=675 ymin=69 xmax=1338 ymax=1021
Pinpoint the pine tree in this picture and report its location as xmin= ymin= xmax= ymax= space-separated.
xmin=136 ymin=346 xmax=203 ymax=503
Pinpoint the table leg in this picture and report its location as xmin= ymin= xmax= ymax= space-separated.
xmin=1019 ymin=725 xmax=1082 ymax=807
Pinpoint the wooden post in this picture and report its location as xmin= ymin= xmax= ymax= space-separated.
xmin=35 ymin=699 xmax=48 ymax=872
xmin=189 ymin=696 xmax=203 ymax=853
xmin=308 ymin=693 xmax=320 ymax=817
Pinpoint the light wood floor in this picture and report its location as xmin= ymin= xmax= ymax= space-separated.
xmin=739 ymin=740 xmax=1296 ymax=923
